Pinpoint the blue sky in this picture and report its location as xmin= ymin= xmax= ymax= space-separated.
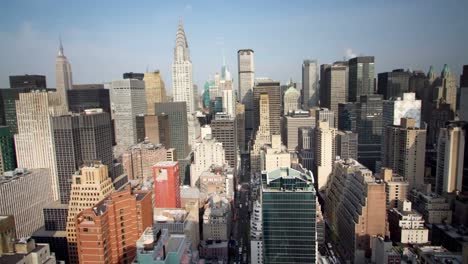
xmin=0 ymin=0 xmax=467 ymax=92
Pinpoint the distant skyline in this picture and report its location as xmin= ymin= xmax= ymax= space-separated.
xmin=1 ymin=0 xmax=467 ymax=92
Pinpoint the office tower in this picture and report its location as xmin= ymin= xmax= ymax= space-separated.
xmin=338 ymin=102 xmax=357 ymax=131
xmin=383 ymin=93 xmax=421 ymax=128
xmin=336 ymin=130 xmax=358 ymax=160
xmin=55 ymin=39 xmax=72 ymax=108
xmin=75 ymin=188 xmax=152 ymax=264
xmin=14 ymin=91 xmax=67 ymax=200
xmin=436 ymin=121 xmax=467 ymax=194
xmin=460 ymin=65 xmax=468 ymax=121
xmin=310 ymin=107 xmax=335 ymax=128
xmin=348 ymin=56 xmax=375 ymax=102
xmin=409 ymin=189 xmax=452 ymax=224
xmin=172 ymin=20 xmax=195 ymax=113
xmin=377 ymin=69 xmax=411 ymax=99
xmin=302 ymin=59 xmax=319 ymax=108
xmin=52 ymin=111 xmax=114 ymax=203
xmin=191 ymin=134 xmax=226 ymax=187
xmin=250 ymin=201 xmax=263 ymax=264
xmin=356 ymin=94 xmax=384 ymax=171
xmin=154 ymin=161 xmax=181 ymax=208
xmin=315 ymin=120 xmax=337 ymax=190
xmin=236 ymin=103 xmax=246 ymax=152
xmin=382 ymin=118 xmax=426 ymax=189
xmin=409 ymin=70 xmax=427 ymax=95
xmin=253 ymin=79 xmax=281 ymax=136
xmin=319 ymin=64 xmax=331 ymax=106
xmin=135 ymin=114 xmax=170 ymax=145
xmin=379 ymin=168 xmax=409 ymax=209
xmin=251 ymin=94 xmax=272 ymax=174
xmin=0 ymin=88 xmax=37 ymax=134
xmin=262 ymin=165 xmax=316 ymax=263
xmin=0 ymin=169 xmax=52 ymax=238
xmin=66 ymin=162 xmax=114 ymax=263
xmin=9 ymin=74 xmax=46 ymax=88
xmin=420 ymin=66 xmax=438 ymax=125
xmin=155 ymin=102 xmax=189 ymax=159
xmin=202 ymin=81 xmax=211 ymax=109
xmin=211 ymin=113 xmax=237 ymax=170
xmin=212 ymin=97 xmax=223 ymax=114
xmin=428 ymin=103 xmax=454 ymax=147
xmin=298 ymin=127 xmax=314 ymax=170
xmin=282 ymin=110 xmax=314 ymax=151
xmin=144 ymin=70 xmax=166 ymax=115
xmin=121 ymin=140 xmax=167 ymax=181
xmin=123 ymin=72 xmax=144 ymax=80
xmin=202 ymin=194 xmax=232 ymax=241
xmin=222 ymin=89 xmax=236 ymax=117
xmin=73 ymin=83 xmax=104 ymax=89
xmin=0 ymin=215 xmax=16 ymax=255
xmin=67 ymin=88 xmax=111 ymax=113
xmin=238 ymin=49 xmax=255 ymax=141
xmin=261 ymin=135 xmax=291 ymax=172
xmin=188 ymin=113 xmax=201 ymax=149
xmin=388 ymin=201 xmax=429 ymax=244
xmin=0 ymin=238 xmax=57 ymax=263
xmin=283 ymin=82 xmax=301 ymax=115
xmin=323 ymin=62 xmax=348 ymax=126
xmin=433 ymin=64 xmax=458 ymax=113
xmin=0 ymin=127 xmax=15 ymax=174
xmin=110 ymin=79 xmax=147 ymax=156
xmin=325 ymin=159 xmax=386 ymax=263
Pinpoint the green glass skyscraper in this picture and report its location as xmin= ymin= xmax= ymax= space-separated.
xmin=261 ymin=164 xmax=316 ymax=263
xmin=0 ymin=126 xmax=16 ymax=173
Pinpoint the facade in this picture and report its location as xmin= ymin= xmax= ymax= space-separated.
xmin=122 ymin=140 xmax=167 ymax=180
xmin=261 ymin=135 xmax=291 ymax=173
xmin=315 ymin=120 xmax=336 ymax=190
xmin=382 ymin=92 xmax=421 ymax=128
xmin=9 ymin=74 xmax=46 ymax=89
xmin=298 ymin=127 xmax=314 ymax=170
xmin=283 ymin=82 xmax=301 ymax=115
xmin=0 ymin=215 xmax=16 ymax=255
xmin=199 ymin=166 xmax=234 ymax=199
xmin=154 ymin=161 xmax=181 ymax=208
xmin=75 ymin=188 xmax=152 ymax=264
xmin=14 ymin=91 xmax=68 ymax=201
xmin=250 ymin=201 xmax=263 ymax=264
xmin=310 ymin=107 xmax=335 ymax=128
xmin=172 ymin=20 xmax=195 ymax=113
xmin=238 ymin=49 xmax=255 ymax=141
xmin=202 ymin=194 xmax=232 ymax=241
xmin=236 ymin=103 xmax=246 ymax=152
xmin=409 ymin=189 xmax=452 ymax=224
xmin=460 ymin=65 xmax=468 ymax=121
xmin=262 ymin=165 xmax=316 ymax=263
xmin=0 ymin=126 xmax=16 ymax=174
xmin=55 ymin=40 xmax=73 ymax=108
xmin=155 ymin=102 xmax=189 ymax=159
xmin=0 ymin=238 xmax=57 ymax=264
xmin=211 ymin=112 xmax=237 ymax=170
xmin=323 ymin=62 xmax=348 ymax=127
xmin=382 ymin=118 xmax=426 ymax=189
xmin=325 ymin=159 xmax=386 ymax=263
xmin=282 ymin=110 xmax=313 ymax=151
xmin=336 ymin=130 xmax=358 ymax=160
xmin=388 ymin=200 xmax=429 ymax=244
xmin=144 ymin=70 xmax=167 ymax=115
xmin=191 ymin=134 xmax=226 ymax=187
xmin=0 ymin=87 xmax=35 ymax=134
xmin=136 ymin=114 xmax=171 ymax=145
xmin=253 ymin=79 xmax=281 ymax=136
xmin=434 ymin=64 xmax=458 ymax=113
xmin=379 ymin=168 xmax=409 ymax=209
xmin=66 ymin=162 xmax=115 ymax=263
xmin=436 ymin=121 xmax=467 ymax=194
xmin=123 ymin=72 xmax=144 ymax=80
xmin=251 ymin=94 xmax=272 ymax=174
xmin=377 ymin=69 xmax=411 ymax=99
xmin=0 ymin=169 xmax=52 ymax=238
xmin=67 ymin=88 xmax=111 ymax=113
xmin=187 ymin=113 xmax=201 ymax=149
xmin=110 ymin=79 xmax=147 ymax=156
xmin=222 ymin=89 xmax=236 ymax=117
xmin=338 ymin=102 xmax=357 ymax=131
xmin=371 ymin=236 xmax=402 ymax=264
xmin=348 ymin=56 xmax=375 ymax=102
xmin=428 ymin=103 xmax=454 ymax=147
xmin=302 ymin=59 xmax=319 ymax=108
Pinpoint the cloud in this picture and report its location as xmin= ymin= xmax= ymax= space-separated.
xmin=345 ymin=48 xmax=357 ymax=60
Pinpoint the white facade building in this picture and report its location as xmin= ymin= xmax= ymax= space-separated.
xmin=110 ymin=79 xmax=147 ymax=156
xmin=188 ymin=113 xmax=201 ymax=149
xmin=222 ymin=89 xmax=236 ymax=117
xmin=55 ymin=39 xmax=72 ymax=108
xmin=191 ymin=134 xmax=226 ymax=187
xmin=261 ymin=135 xmax=291 ymax=173
xmin=389 ymin=201 xmax=429 ymax=244
xmin=315 ymin=120 xmax=336 ymax=190
xmin=302 ymin=59 xmax=319 ymax=109
xmin=172 ymin=19 xmax=195 ymax=114
xmin=283 ymin=83 xmax=301 ymax=115
xmin=383 ymin=93 xmax=421 ymax=128
xmin=250 ymin=201 xmax=263 ymax=264
xmin=201 ymin=125 xmax=212 ymax=140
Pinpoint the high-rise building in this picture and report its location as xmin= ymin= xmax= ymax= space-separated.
xmin=382 ymin=93 xmax=421 ymax=128
xmin=283 ymin=82 xmax=301 ymax=115
xmin=323 ymin=62 xmax=348 ymax=126
xmin=0 ymin=126 xmax=16 ymax=174
xmin=459 ymin=65 xmax=468 ymax=122
xmin=67 ymin=88 xmax=111 ymax=113
xmin=338 ymin=102 xmax=357 ymax=131
xmin=191 ymin=134 xmax=226 ymax=187
xmin=260 ymin=135 xmax=291 ymax=173
xmin=110 ymin=79 xmax=147 ymax=156
xmin=123 ymin=72 xmax=144 ymax=80
xmin=75 ymin=187 xmax=152 ymax=264
xmin=377 ymin=69 xmax=411 ymax=99
xmin=325 ymin=159 xmax=386 ymax=263
xmin=0 ymin=169 xmax=52 ymax=238
xmin=262 ymin=165 xmax=316 ymax=263
xmin=9 ymin=75 xmax=46 ymax=89
xmin=253 ymin=79 xmax=281 ymax=136
xmin=187 ymin=113 xmax=201 ymax=149
xmin=154 ymin=161 xmax=181 ymax=208
xmin=122 ymin=140 xmax=167 ymax=181
xmin=222 ymin=89 xmax=236 ymax=118
xmin=236 ymin=103 xmax=246 ymax=153
xmin=238 ymin=49 xmax=255 ymax=141
xmin=348 ymin=56 xmax=375 ymax=102
xmin=336 ymin=130 xmax=358 ymax=160
xmin=436 ymin=121 xmax=467 ymax=194
xmin=428 ymin=103 xmax=454 ymax=147
xmin=211 ymin=113 xmax=237 ymax=170
xmin=135 ymin=114 xmax=171 ymax=145
xmin=298 ymin=127 xmax=315 ymax=170
xmin=315 ymin=120 xmax=337 ymax=190
xmin=310 ymin=107 xmax=335 ymax=128
xmin=52 ymin=110 xmax=114 ymax=204
xmin=433 ymin=64 xmax=458 ymax=113
xmin=144 ymin=70 xmax=167 ymax=115
xmin=251 ymin=94 xmax=272 ymax=174
xmin=14 ymin=91 xmax=68 ymax=200
xmin=66 ymin=162 xmax=114 ymax=263
xmin=0 ymin=88 xmax=37 ymax=134
xmin=155 ymin=102 xmax=189 ymax=159
xmin=302 ymin=59 xmax=319 ymax=108
xmin=55 ymin=39 xmax=73 ymax=108
xmin=282 ymin=110 xmax=314 ymax=151
xmin=172 ymin=19 xmax=195 ymax=113
xmin=382 ymin=118 xmax=426 ymax=189
xmin=379 ymin=168 xmax=409 ymax=209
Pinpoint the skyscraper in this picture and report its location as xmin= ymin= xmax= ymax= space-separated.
xmin=253 ymin=79 xmax=281 ymax=136
xmin=67 ymin=88 xmax=111 ymax=113
xmin=382 ymin=93 xmax=421 ymax=128
xmin=319 ymin=64 xmax=331 ymax=106
xmin=144 ymin=70 xmax=167 ymax=115
xmin=191 ymin=134 xmax=226 ymax=187
xmin=123 ymin=72 xmax=144 ymax=80
xmin=236 ymin=103 xmax=246 ymax=153
xmin=0 ymin=126 xmax=16 ymax=174
xmin=336 ymin=130 xmax=358 ymax=160
xmin=377 ymin=69 xmax=411 ymax=100
xmin=282 ymin=110 xmax=314 ymax=151
xmin=172 ymin=19 xmax=195 ymax=113
xmin=155 ymin=102 xmax=189 ymax=159
xmin=135 ymin=114 xmax=171 ymax=145
xmin=211 ymin=113 xmax=237 ymax=170
xmin=348 ymin=56 xmax=375 ymax=102
xmin=251 ymin=94 xmax=272 ymax=174
xmin=323 ymin=62 xmax=348 ymax=127
xmin=9 ymin=75 xmax=46 ymax=89
xmin=315 ymin=120 xmax=337 ymax=190
xmin=459 ymin=65 xmax=468 ymax=122
xmin=262 ymin=165 xmax=316 ymax=263
xmin=55 ymin=39 xmax=73 ymax=108
xmin=302 ymin=59 xmax=319 ymax=108
xmin=110 ymin=79 xmax=147 ymax=156
xmin=382 ymin=118 xmax=426 ymax=190
xmin=434 ymin=64 xmax=458 ymax=113
xmin=238 ymin=49 xmax=255 ymax=141
xmin=0 ymin=87 xmax=35 ymax=133
xmin=154 ymin=161 xmax=181 ymax=208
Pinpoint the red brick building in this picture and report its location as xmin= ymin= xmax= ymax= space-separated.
xmin=153 ymin=161 xmax=181 ymax=208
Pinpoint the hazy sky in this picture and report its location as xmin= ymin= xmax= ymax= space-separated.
xmin=1 ymin=0 xmax=467 ymax=92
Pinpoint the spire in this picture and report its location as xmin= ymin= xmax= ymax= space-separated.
xmin=441 ymin=64 xmax=450 ymax=78
xmin=289 ymin=78 xmax=294 ymax=87
xmin=58 ymin=35 xmax=64 ymax=56
xmin=427 ymin=65 xmax=435 ymax=79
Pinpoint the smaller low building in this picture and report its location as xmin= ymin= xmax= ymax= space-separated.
xmin=0 ymin=238 xmax=57 ymax=264
xmin=388 ymin=200 xmax=429 ymax=244
xmin=415 ymin=246 xmax=463 ymax=264
xmin=409 ymin=189 xmax=452 ymax=224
